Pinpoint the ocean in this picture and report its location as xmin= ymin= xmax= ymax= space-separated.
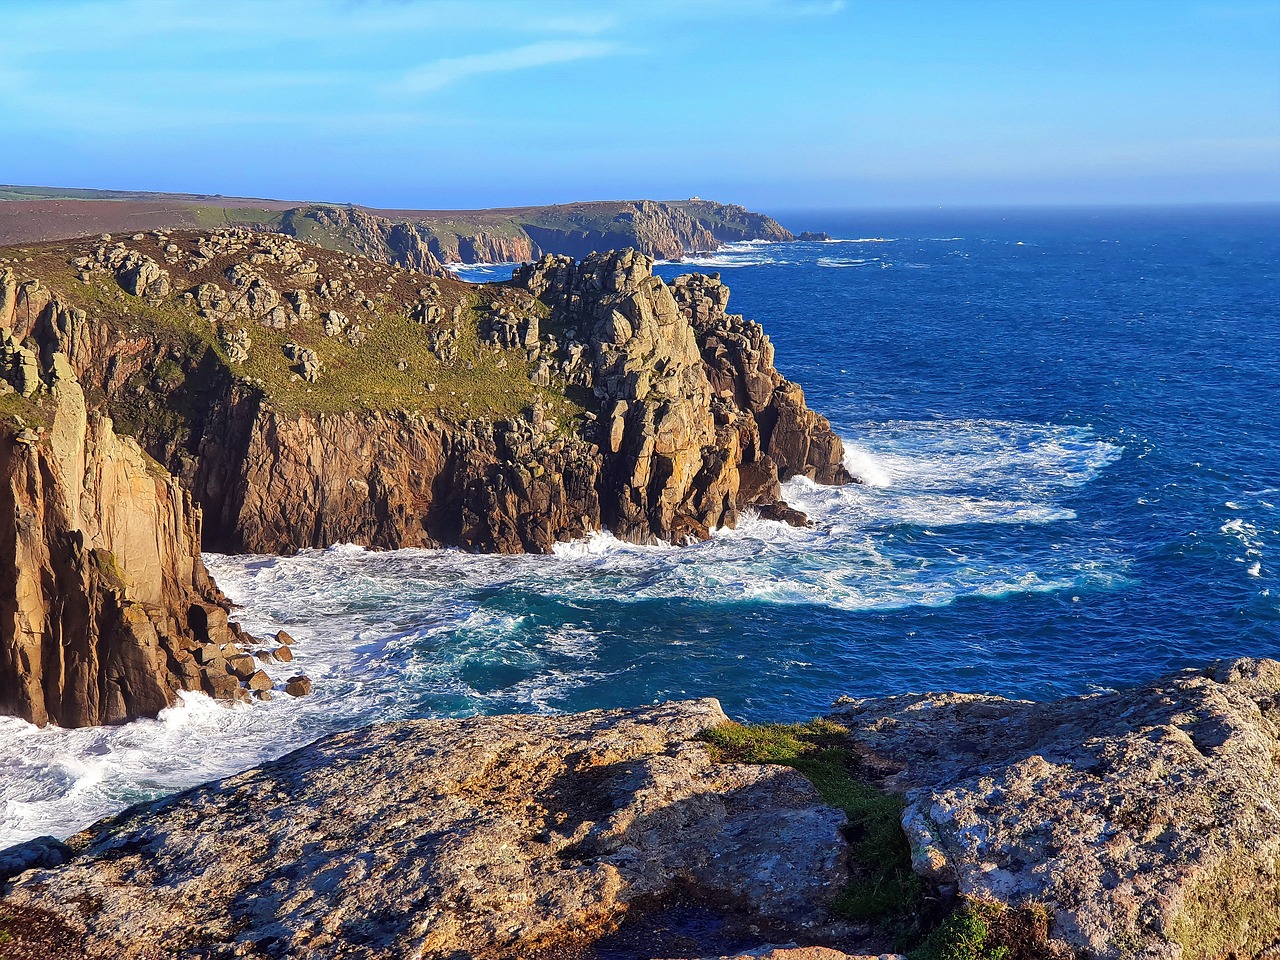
xmin=2 ymin=205 xmax=1277 ymax=845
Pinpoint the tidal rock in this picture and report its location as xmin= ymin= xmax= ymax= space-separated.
xmin=284 ymin=674 xmax=312 ymax=696
xmin=2 ymin=700 xmax=847 ymax=960
xmin=829 ymin=658 xmax=1280 ymax=959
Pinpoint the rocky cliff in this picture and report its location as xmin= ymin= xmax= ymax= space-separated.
xmin=0 ymin=282 xmax=264 ymax=727
xmin=0 ymin=228 xmax=846 ymax=721
xmin=2 ymin=661 xmax=1276 ymax=959
xmin=284 ymin=198 xmax=794 ymax=266
xmin=1 ymin=229 xmax=847 ymax=556
xmin=829 ymin=657 xmax=1280 ymax=959
xmin=1 ymin=186 xmax=797 ymax=266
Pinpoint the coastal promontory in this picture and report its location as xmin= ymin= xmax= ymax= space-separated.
xmin=0 ymin=227 xmax=846 ymax=725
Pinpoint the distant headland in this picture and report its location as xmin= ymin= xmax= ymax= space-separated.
xmin=0 ymin=185 xmax=794 ymax=267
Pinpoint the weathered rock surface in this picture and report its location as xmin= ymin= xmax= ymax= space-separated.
xmin=3 ymin=700 xmax=850 ymax=959
xmin=514 ymin=251 xmax=850 ymax=544
xmin=829 ymin=658 xmax=1280 ymax=960
xmin=0 ymin=276 xmax=258 ymax=727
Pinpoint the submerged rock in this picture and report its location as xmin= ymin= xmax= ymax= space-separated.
xmin=2 ymin=700 xmax=848 ymax=959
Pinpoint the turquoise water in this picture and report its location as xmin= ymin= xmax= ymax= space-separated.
xmin=2 ymin=205 xmax=1277 ymax=843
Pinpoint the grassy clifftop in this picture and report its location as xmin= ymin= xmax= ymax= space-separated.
xmin=0 ymin=228 xmax=577 ymax=426
xmin=0 ymin=185 xmax=793 ymax=265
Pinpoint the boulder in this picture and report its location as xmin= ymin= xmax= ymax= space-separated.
xmin=285 ymin=675 xmax=312 ymax=697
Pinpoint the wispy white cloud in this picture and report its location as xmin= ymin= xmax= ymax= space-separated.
xmin=398 ymin=39 xmax=621 ymax=94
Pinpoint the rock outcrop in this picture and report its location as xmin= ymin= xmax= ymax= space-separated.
xmin=513 ymin=251 xmax=850 ymax=544
xmin=2 ymin=663 xmax=1276 ymax=957
xmin=829 ymin=657 xmax=1280 ymax=960
xmin=0 ymin=273 xmax=269 ymax=727
xmin=1 ymin=700 xmax=852 ymax=959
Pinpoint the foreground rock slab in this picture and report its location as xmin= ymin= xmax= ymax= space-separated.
xmin=830 ymin=657 xmax=1280 ymax=960
xmin=2 ymin=700 xmax=848 ymax=960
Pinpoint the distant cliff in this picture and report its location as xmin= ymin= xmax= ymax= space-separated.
xmin=0 ymin=186 xmax=794 ymax=266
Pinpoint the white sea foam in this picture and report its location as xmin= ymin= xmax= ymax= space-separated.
xmin=0 ymin=417 xmax=1126 ymax=846
xmin=843 ymin=444 xmax=892 ymax=486
xmin=817 ymin=257 xmax=877 ymax=268
xmin=445 ymin=262 xmax=519 ymax=283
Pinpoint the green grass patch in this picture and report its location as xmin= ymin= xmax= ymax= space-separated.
xmin=190 ymin=205 xmax=284 ymax=231
xmin=700 ymin=719 xmax=923 ymax=925
xmin=909 ymin=901 xmax=1009 ymax=960
xmin=0 ymin=391 xmax=52 ymax=429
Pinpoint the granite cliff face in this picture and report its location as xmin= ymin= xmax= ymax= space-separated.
xmin=1 ymin=230 xmax=848 ymax=557
xmin=514 ymin=251 xmax=849 ymax=544
xmin=0 ymin=282 xmax=261 ymax=726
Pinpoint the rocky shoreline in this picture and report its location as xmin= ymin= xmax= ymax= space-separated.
xmin=2 ymin=226 xmax=1275 ymax=959
xmin=1 ymin=658 xmax=1276 ymax=959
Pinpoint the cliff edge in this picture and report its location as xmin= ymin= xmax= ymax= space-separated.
xmin=0 ymin=230 xmax=847 ymax=556
xmin=0 ymin=187 xmax=795 ymax=266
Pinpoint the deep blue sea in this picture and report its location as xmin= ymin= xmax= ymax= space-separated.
xmin=2 ymin=206 xmax=1277 ymax=843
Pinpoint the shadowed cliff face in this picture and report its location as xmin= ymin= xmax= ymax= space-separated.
xmin=0 ymin=288 xmax=259 ymax=727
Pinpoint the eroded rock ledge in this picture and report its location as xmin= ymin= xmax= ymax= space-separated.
xmin=2 ymin=661 xmax=1277 ymax=959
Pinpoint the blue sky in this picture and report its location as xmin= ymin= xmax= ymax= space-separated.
xmin=1 ymin=0 xmax=1277 ymax=210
